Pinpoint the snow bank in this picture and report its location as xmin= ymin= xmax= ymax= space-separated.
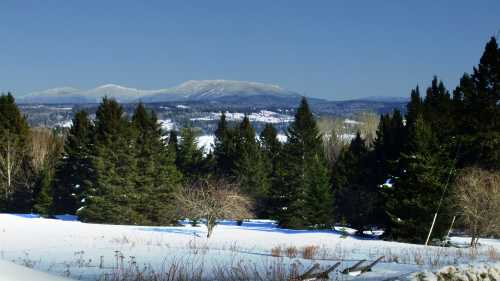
xmin=0 ymin=214 xmax=498 ymax=280
xmin=409 ymin=263 xmax=500 ymax=281
xmin=0 ymin=260 xmax=73 ymax=281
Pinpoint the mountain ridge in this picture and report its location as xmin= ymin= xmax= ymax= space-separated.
xmin=17 ymin=80 xmax=302 ymax=104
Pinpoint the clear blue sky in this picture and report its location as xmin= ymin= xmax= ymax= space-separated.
xmin=1 ymin=1 xmax=499 ymax=100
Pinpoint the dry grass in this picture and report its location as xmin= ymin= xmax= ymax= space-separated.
xmin=301 ymin=245 xmax=319 ymax=260
xmin=285 ymin=246 xmax=298 ymax=258
xmin=271 ymin=246 xmax=282 ymax=257
xmin=487 ymin=246 xmax=499 ymax=261
xmin=98 ymin=258 xmax=307 ymax=281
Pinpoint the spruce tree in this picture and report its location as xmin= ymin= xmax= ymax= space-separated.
xmin=233 ymin=116 xmax=270 ymax=217
xmin=275 ymin=98 xmax=332 ymax=228
xmin=454 ymin=37 xmax=499 ymax=169
xmin=384 ymin=116 xmax=452 ymax=243
xmin=260 ymin=124 xmax=282 ymax=218
xmin=79 ymin=97 xmax=143 ymax=224
xmin=0 ymin=93 xmax=33 ymax=212
xmin=33 ymin=168 xmax=53 ymax=217
xmin=332 ymin=132 xmax=379 ymax=232
xmin=53 ymin=110 xmax=94 ymax=214
xmin=131 ymin=103 xmax=182 ymax=225
xmin=176 ymin=126 xmax=204 ymax=180
xmin=213 ymin=112 xmax=237 ymax=177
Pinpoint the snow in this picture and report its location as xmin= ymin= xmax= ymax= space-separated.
xmin=195 ymin=134 xmax=288 ymax=154
xmin=158 ymin=119 xmax=176 ymax=131
xmin=409 ymin=263 xmax=500 ymax=281
xmin=344 ymin=119 xmax=362 ymax=125
xmin=55 ymin=120 xmax=73 ymax=128
xmin=0 ymin=260 xmax=73 ymax=281
xmin=190 ymin=110 xmax=294 ymax=123
xmin=197 ymin=135 xmax=215 ymax=154
xmin=0 ymin=214 xmax=498 ymax=280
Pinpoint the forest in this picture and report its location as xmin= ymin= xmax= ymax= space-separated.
xmin=0 ymin=37 xmax=498 ymax=244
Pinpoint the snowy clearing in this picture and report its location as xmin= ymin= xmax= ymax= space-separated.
xmin=0 ymin=214 xmax=498 ymax=280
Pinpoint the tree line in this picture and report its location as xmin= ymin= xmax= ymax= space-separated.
xmin=0 ymin=37 xmax=498 ymax=243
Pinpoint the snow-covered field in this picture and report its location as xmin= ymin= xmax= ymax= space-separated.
xmin=190 ymin=110 xmax=294 ymax=124
xmin=0 ymin=214 xmax=498 ymax=280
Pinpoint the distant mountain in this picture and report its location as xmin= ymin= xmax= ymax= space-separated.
xmin=142 ymin=80 xmax=301 ymax=102
xmin=18 ymin=80 xmax=302 ymax=104
xmin=355 ymin=96 xmax=410 ymax=103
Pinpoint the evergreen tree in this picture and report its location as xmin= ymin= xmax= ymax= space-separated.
xmin=213 ymin=112 xmax=237 ymax=177
xmin=233 ymin=116 xmax=270 ymax=217
xmin=33 ymin=168 xmax=53 ymax=216
xmin=167 ymin=130 xmax=179 ymax=156
xmin=0 ymin=93 xmax=33 ymax=212
xmin=384 ymin=116 xmax=452 ymax=243
xmin=275 ymin=98 xmax=332 ymax=228
xmin=79 ymin=97 xmax=143 ymax=224
xmin=260 ymin=124 xmax=282 ymax=218
xmin=131 ymin=103 xmax=182 ymax=225
xmin=454 ymin=37 xmax=500 ymax=169
xmin=332 ymin=132 xmax=379 ymax=232
xmin=373 ymin=110 xmax=405 ymax=186
xmin=176 ymin=126 xmax=204 ymax=180
xmin=53 ymin=110 xmax=94 ymax=214
xmin=406 ymin=87 xmax=424 ymax=128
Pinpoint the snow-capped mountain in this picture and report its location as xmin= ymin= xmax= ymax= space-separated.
xmin=143 ymin=80 xmax=300 ymax=102
xmin=82 ymin=84 xmax=157 ymax=102
xmin=18 ymin=80 xmax=301 ymax=104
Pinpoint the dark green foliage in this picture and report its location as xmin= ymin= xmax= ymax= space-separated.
xmin=260 ymin=124 xmax=282 ymax=218
xmin=79 ymin=98 xmax=142 ymax=224
xmin=0 ymin=93 xmax=33 ymax=212
xmin=213 ymin=112 xmax=238 ymax=178
xmin=373 ymin=109 xmax=405 ymax=185
xmin=384 ymin=116 xmax=452 ymax=243
xmin=275 ymin=98 xmax=332 ymax=228
xmin=53 ymin=110 xmax=94 ymax=214
xmin=176 ymin=126 xmax=205 ymax=180
xmin=33 ymin=168 xmax=53 ymax=216
xmin=453 ymin=37 xmax=500 ymax=169
xmin=332 ymin=132 xmax=380 ymax=232
xmin=233 ymin=116 xmax=270 ymax=217
xmin=131 ymin=103 xmax=182 ymax=225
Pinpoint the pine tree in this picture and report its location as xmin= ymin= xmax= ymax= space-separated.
xmin=373 ymin=110 xmax=405 ymax=186
xmin=167 ymin=130 xmax=179 ymax=156
xmin=0 ymin=93 xmax=33 ymax=212
xmin=406 ymin=87 xmax=424 ymax=128
xmin=79 ymin=97 xmax=143 ymax=224
xmin=53 ymin=110 xmax=94 ymax=214
xmin=131 ymin=103 xmax=182 ymax=225
xmin=213 ymin=112 xmax=237 ymax=177
xmin=332 ymin=132 xmax=379 ymax=232
xmin=384 ymin=116 xmax=452 ymax=243
xmin=423 ymin=77 xmax=453 ymax=139
xmin=275 ymin=98 xmax=332 ymax=228
xmin=233 ymin=116 xmax=270 ymax=217
xmin=33 ymin=168 xmax=53 ymax=217
xmin=454 ymin=37 xmax=500 ymax=169
xmin=260 ymin=124 xmax=282 ymax=218
xmin=176 ymin=126 xmax=204 ymax=180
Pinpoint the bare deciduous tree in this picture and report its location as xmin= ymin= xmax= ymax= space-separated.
xmin=356 ymin=111 xmax=379 ymax=147
xmin=0 ymin=132 xmax=26 ymax=201
xmin=317 ymin=117 xmax=350 ymax=166
xmin=30 ymin=128 xmax=64 ymax=173
xmin=176 ymin=179 xmax=254 ymax=238
xmin=454 ymin=168 xmax=500 ymax=247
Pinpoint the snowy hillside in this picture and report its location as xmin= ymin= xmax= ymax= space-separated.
xmin=0 ymin=214 xmax=498 ymax=281
xmin=18 ymin=80 xmax=301 ymax=104
xmin=145 ymin=80 xmax=300 ymax=102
